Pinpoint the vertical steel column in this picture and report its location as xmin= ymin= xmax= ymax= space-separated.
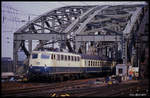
xmin=13 ymin=40 xmax=21 ymax=74
xmin=41 ymin=16 xmax=45 ymax=33
xmin=122 ymin=34 xmax=127 ymax=65
xmin=75 ymin=40 xmax=80 ymax=53
xmin=84 ymin=42 xmax=87 ymax=54
xmin=105 ymin=46 xmax=107 ymax=57
xmin=28 ymin=40 xmax=32 ymax=55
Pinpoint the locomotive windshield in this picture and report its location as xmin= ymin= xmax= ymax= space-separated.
xmin=41 ymin=53 xmax=50 ymax=59
xmin=32 ymin=53 xmax=38 ymax=59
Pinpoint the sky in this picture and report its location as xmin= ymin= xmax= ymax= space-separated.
xmin=2 ymin=1 xmax=147 ymax=16
xmin=1 ymin=1 xmax=147 ymax=60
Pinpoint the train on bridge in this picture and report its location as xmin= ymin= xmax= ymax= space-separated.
xmin=27 ymin=51 xmax=116 ymax=81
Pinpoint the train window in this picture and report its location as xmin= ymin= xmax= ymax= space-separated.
xmin=53 ymin=54 xmax=55 ymax=60
xmin=68 ymin=56 xmax=70 ymax=61
xmin=75 ymin=56 xmax=76 ymax=61
xmin=89 ymin=61 xmax=90 ymax=66
xmin=32 ymin=53 xmax=38 ymax=59
xmin=65 ymin=55 xmax=67 ymax=61
xmin=93 ymin=61 xmax=94 ymax=66
xmin=41 ymin=53 xmax=49 ymax=59
xmin=96 ymin=61 xmax=97 ymax=66
xmin=51 ymin=54 xmax=53 ymax=59
xmin=57 ymin=55 xmax=60 ymax=60
xmin=101 ymin=62 xmax=103 ymax=66
xmin=71 ymin=56 xmax=74 ymax=61
xmin=61 ymin=55 xmax=63 ymax=60
xmin=93 ymin=61 xmax=95 ymax=66
xmin=89 ymin=61 xmax=91 ymax=66
xmin=78 ymin=57 xmax=80 ymax=61
xmin=77 ymin=57 xmax=79 ymax=61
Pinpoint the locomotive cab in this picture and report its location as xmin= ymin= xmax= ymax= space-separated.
xmin=29 ymin=52 xmax=50 ymax=67
xmin=28 ymin=51 xmax=51 ymax=77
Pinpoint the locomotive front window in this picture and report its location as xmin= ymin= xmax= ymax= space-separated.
xmin=41 ymin=54 xmax=50 ymax=59
xmin=32 ymin=53 xmax=38 ymax=59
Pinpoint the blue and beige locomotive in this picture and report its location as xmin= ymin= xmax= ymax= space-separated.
xmin=27 ymin=50 xmax=116 ymax=80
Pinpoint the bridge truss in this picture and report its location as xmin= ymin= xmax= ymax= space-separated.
xmin=13 ymin=4 xmax=149 ymax=77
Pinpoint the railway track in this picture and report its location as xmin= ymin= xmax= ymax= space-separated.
xmin=53 ymin=81 xmax=138 ymax=96
xmin=2 ymin=78 xmax=148 ymax=97
xmin=71 ymin=80 xmax=149 ymax=96
xmin=2 ymin=77 xmax=104 ymax=96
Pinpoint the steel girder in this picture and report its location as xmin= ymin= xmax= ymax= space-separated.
xmin=13 ymin=4 xmax=148 ymax=73
xmin=14 ymin=5 xmax=98 ymax=51
xmin=16 ymin=5 xmax=96 ymax=33
xmin=14 ymin=5 xmax=96 ymax=54
xmin=14 ymin=4 xmax=145 ymax=51
xmin=13 ymin=5 xmax=99 ymax=73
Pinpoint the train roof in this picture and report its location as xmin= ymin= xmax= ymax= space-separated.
xmin=32 ymin=51 xmax=114 ymax=61
xmin=32 ymin=51 xmax=80 ymax=56
xmin=80 ymin=54 xmax=113 ymax=61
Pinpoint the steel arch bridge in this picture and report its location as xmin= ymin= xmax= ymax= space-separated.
xmin=13 ymin=4 xmax=149 ymax=76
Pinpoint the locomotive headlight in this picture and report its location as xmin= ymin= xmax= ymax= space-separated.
xmin=30 ymin=64 xmax=32 ymax=68
xmin=44 ymin=64 xmax=47 ymax=69
xmin=36 ymin=62 xmax=40 ymax=65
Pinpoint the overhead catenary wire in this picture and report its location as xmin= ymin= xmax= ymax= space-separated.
xmin=2 ymin=3 xmax=39 ymax=16
xmin=2 ymin=3 xmax=40 ymax=34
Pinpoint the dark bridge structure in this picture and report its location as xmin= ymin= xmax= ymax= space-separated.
xmin=13 ymin=4 xmax=149 ymax=78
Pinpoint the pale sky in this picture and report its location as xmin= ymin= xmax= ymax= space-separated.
xmin=3 ymin=1 xmax=147 ymax=16
xmin=1 ymin=1 xmax=147 ymax=60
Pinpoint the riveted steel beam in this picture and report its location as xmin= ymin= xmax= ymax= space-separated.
xmin=75 ymin=35 xmax=122 ymax=42
xmin=14 ymin=33 xmax=67 ymax=41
